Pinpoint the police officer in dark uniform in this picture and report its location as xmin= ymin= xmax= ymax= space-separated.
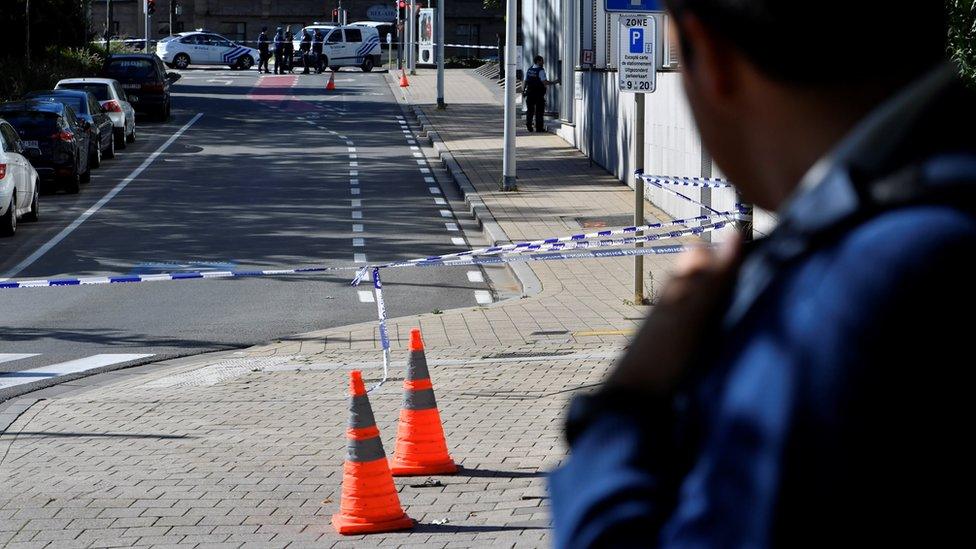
xmin=272 ymin=27 xmax=285 ymax=74
xmin=524 ymin=55 xmax=553 ymax=133
xmin=312 ymin=31 xmax=325 ymax=74
xmin=257 ymin=27 xmax=270 ymax=73
xmin=283 ymin=30 xmax=295 ymax=73
xmin=299 ymin=30 xmax=312 ymax=74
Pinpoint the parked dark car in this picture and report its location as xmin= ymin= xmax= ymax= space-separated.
xmin=0 ymin=101 xmax=91 ymax=194
xmin=102 ymin=54 xmax=177 ymax=121
xmin=25 ymin=89 xmax=115 ymax=167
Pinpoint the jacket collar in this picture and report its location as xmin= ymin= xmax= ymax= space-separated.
xmin=724 ymin=64 xmax=961 ymax=328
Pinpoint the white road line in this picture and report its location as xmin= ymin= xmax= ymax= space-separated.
xmin=349 ymin=154 xmax=357 ymax=159
xmin=351 ymin=188 xmax=361 ymax=195
xmin=352 ymin=211 xmax=363 ymax=219
xmin=353 ymin=238 xmax=365 ymax=247
xmin=434 ymin=197 xmax=447 ymax=205
xmin=474 ymin=290 xmax=493 ymax=305
xmin=350 ymin=178 xmax=359 ymax=185
xmin=354 ymin=253 xmax=367 ymax=263
xmin=446 ymin=223 xmax=459 ymax=231
xmin=350 ymin=170 xmax=358 ymax=176
xmin=0 ymin=353 xmax=39 ymax=364
xmin=1 ymin=113 xmax=204 ymax=280
xmin=353 ymin=224 xmax=364 ymax=232
xmin=410 ymin=146 xmax=420 ymax=151
xmin=407 ymin=140 xmax=417 ymax=145
xmin=358 ymin=290 xmax=375 ymax=303
xmin=425 ymin=177 xmax=437 ymax=183
xmin=339 ymin=135 xmax=347 ymax=139
xmin=351 ymin=199 xmax=362 ymax=207
xmin=429 ymin=186 xmax=441 ymax=194
xmin=467 ymin=271 xmax=485 ymax=283
xmin=412 ymin=152 xmax=424 ymax=158
xmin=452 ymin=237 xmax=466 ymax=245
xmin=439 ymin=210 xmax=452 ymax=218
xmin=420 ymin=168 xmax=431 ymax=173
xmin=416 ymin=160 xmax=426 ymax=165
xmin=348 ymin=147 xmax=356 ymax=152
xmin=350 ymin=161 xmax=359 ymax=167
xmin=0 ymin=354 xmax=155 ymax=390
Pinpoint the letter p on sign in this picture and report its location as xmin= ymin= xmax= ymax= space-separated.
xmin=629 ymin=28 xmax=644 ymax=54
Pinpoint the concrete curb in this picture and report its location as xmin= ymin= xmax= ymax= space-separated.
xmin=388 ymin=75 xmax=543 ymax=297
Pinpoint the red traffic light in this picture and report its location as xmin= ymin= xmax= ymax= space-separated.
xmin=147 ymin=0 xmax=156 ymax=15
xmin=399 ymin=1 xmax=406 ymax=7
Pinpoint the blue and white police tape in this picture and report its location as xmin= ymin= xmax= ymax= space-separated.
xmin=366 ymin=212 xmax=734 ymax=271
xmin=642 ymin=174 xmax=733 ymax=189
xmin=369 ymin=267 xmax=393 ymax=392
xmin=351 ymin=221 xmax=728 ymax=285
xmin=438 ymin=43 xmax=499 ymax=50
xmin=1 ymin=220 xmax=726 ymax=291
xmin=0 ymin=265 xmax=361 ymax=290
xmin=642 ymin=177 xmax=745 ymax=218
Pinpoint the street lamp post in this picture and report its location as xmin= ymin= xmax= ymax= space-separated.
xmin=500 ymin=0 xmax=517 ymax=191
xmin=436 ymin=0 xmax=445 ymax=109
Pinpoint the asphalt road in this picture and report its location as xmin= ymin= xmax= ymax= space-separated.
xmin=0 ymin=67 xmax=493 ymax=400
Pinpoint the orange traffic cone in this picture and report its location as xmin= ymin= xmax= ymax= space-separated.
xmin=325 ymin=71 xmax=336 ymax=91
xmin=390 ymin=329 xmax=457 ymax=476
xmin=399 ymin=70 xmax=410 ymax=88
xmin=332 ymin=371 xmax=414 ymax=535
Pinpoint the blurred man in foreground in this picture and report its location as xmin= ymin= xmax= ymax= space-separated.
xmin=550 ymin=1 xmax=973 ymax=546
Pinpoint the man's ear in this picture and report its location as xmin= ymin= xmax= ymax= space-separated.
xmin=674 ymin=14 xmax=737 ymax=101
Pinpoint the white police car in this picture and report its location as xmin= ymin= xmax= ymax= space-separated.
xmin=292 ymin=24 xmax=382 ymax=72
xmin=156 ymin=31 xmax=259 ymax=70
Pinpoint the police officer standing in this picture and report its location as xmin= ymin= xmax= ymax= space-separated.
xmin=524 ymin=55 xmax=554 ymax=133
xmin=299 ymin=30 xmax=312 ymax=74
xmin=283 ymin=29 xmax=295 ymax=73
xmin=272 ymin=27 xmax=285 ymax=74
xmin=312 ymin=30 xmax=325 ymax=74
xmin=257 ymin=27 xmax=270 ymax=73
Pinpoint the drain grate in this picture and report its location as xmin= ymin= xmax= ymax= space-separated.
xmin=529 ymin=330 xmax=570 ymax=336
xmin=482 ymin=351 xmax=573 ymax=360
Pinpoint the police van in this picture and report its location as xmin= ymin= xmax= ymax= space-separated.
xmin=293 ymin=23 xmax=382 ymax=72
xmin=156 ymin=31 xmax=261 ymax=70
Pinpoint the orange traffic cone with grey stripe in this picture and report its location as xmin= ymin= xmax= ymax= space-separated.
xmin=399 ymin=70 xmax=410 ymax=87
xmin=390 ymin=328 xmax=457 ymax=476
xmin=332 ymin=370 xmax=414 ymax=535
xmin=325 ymin=71 xmax=336 ymax=91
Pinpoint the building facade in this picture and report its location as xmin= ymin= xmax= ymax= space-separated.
xmin=91 ymin=1 xmax=503 ymax=54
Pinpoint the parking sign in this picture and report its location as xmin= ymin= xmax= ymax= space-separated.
xmin=605 ymin=0 xmax=662 ymax=12
xmin=618 ymin=15 xmax=656 ymax=93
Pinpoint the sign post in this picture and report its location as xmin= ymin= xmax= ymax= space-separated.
xmin=617 ymin=14 xmax=657 ymax=305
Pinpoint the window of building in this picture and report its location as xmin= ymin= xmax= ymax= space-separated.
xmin=221 ymin=22 xmax=246 ymax=43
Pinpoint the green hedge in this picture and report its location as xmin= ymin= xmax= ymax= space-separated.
xmin=0 ymin=46 xmax=105 ymax=102
xmin=948 ymin=0 xmax=976 ymax=86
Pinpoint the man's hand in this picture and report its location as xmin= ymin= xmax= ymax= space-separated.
xmin=605 ymin=234 xmax=744 ymax=395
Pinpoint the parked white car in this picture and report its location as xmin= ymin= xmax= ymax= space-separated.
xmin=294 ymin=24 xmax=382 ymax=72
xmin=55 ymin=78 xmax=136 ymax=147
xmin=157 ymin=32 xmax=260 ymax=70
xmin=0 ymin=119 xmax=40 ymax=237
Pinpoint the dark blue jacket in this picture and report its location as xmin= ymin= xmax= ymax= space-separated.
xmin=549 ymin=69 xmax=975 ymax=547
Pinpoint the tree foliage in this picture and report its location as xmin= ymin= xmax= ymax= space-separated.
xmin=948 ymin=0 xmax=976 ymax=85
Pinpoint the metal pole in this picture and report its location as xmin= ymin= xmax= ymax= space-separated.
xmin=396 ymin=1 xmax=403 ymax=70
xmin=105 ymin=0 xmax=112 ymax=54
xmin=435 ymin=0 xmax=445 ymax=109
xmin=408 ymin=0 xmax=416 ymax=75
xmin=634 ymin=93 xmax=646 ymax=304
xmin=500 ymin=0 xmax=517 ymax=191
xmin=734 ymin=191 xmax=754 ymax=242
xmin=143 ymin=0 xmax=149 ymax=52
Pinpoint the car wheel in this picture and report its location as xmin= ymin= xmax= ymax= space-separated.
xmin=127 ymin=124 xmax=136 ymax=143
xmin=116 ymin=127 xmax=127 ymax=149
xmin=90 ymin=140 xmax=102 ymax=168
xmin=362 ymin=58 xmax=374 ymax=72
xmin=173 ymin=53 xmax=191 ymax=70
xmin=0 ymin=196 xmax=15 ymax=237
xmin=64 ymin=166 xmax=82 ymax=193
xmin=24 ymin=187 xmax=39 ymax=222
xmin=104 ymin=134 xmax=116 ymax=158
xmin=238 ymin=55 xmax=254 ymax=70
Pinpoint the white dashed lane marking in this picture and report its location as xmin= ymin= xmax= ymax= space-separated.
xmin=467 ymin=271 xmax=485 ymax=283
xmin=358 ymin=290 xmax=375 ymax=303
xmin=452 ymin=237 xmax=466 ymax=245
xmin=475 ymin=290 xmax=492 ymax=305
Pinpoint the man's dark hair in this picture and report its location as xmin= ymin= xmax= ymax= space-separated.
xmin=664 ymin=1 xmax=947 ymax=86
xmin=534 ymin=55 xmax=544 ymax=65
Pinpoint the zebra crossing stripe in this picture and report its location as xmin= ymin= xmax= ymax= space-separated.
xmin=0 ymin=354 xmax=155 ymax=390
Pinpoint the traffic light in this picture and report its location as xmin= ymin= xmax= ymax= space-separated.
xmin=147 ymin=0 xmax=156 ymax=16
xmin=332 ymin=8 xmax=338 ymax=20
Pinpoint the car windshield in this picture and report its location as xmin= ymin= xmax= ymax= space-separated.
xmin=105 ymin=59 xmax=155 ymax=78
xmin=30 ymin=95 xmax=87 ymax=114
xmin=58 ymin=83 xmax=110 ymax=101
xmin=0 ymin=111 xmax=60 ymax=133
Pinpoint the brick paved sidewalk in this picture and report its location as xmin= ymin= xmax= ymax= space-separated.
xmin=0 ymin=344 xmax=613 ymax=548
